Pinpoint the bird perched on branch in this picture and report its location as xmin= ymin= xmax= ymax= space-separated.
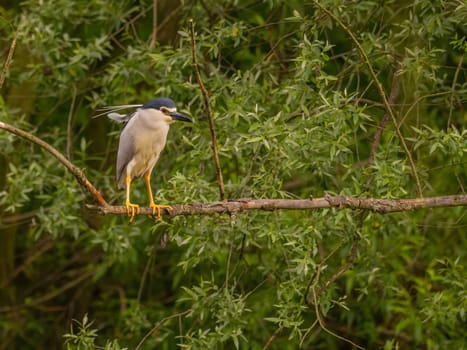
xmin=103 ymin=97 xmax=194 ymax=221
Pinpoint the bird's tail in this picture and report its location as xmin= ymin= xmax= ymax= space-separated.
xmin=107 ymin=112 xmax=132 ymax=123
xmin=92 ymin=103 xmax=142 ymax=119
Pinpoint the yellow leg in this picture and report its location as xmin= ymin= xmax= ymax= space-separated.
xmin=125 ymin=174 xmax=140 ymax=222
xmin=145 ymin=171 xmax=172 ymax=220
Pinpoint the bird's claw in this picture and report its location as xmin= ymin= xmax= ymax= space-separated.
xmin=149 ymin=203 xmax=173 ymax=221
xmin=125 ymin=202 xmax=140 ymax=222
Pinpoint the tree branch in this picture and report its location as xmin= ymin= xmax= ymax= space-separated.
xmin=313 ymin=1 xmax=424 ymax=198
xmin=189 ymin=19 xmax=225 ymax=200
xmin=86 ymin=194 xmax=467 ymax=217
xmin=2 ymin=121 xmax=466 ymax=220
xmin=0 ymin=121 xmax=108 ymax=207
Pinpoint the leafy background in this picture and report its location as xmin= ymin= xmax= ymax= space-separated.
xmin=0 ymin=0 xmax=465 ymax=349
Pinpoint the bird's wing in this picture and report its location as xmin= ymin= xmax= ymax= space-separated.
xmin=115 ymin=114 xmax=140 ymax=189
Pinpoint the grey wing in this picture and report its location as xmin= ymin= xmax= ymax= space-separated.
xmin=116 ymin=127 xmax=135 ymax=189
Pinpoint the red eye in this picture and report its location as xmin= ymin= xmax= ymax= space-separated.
xmin=160 ymin=107 xmax=168 ymax=114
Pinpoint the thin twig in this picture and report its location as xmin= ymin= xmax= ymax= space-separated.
xmin=316 ymin=225 xmax=361 ymax=296
xmin=0 ymin=238 xmax=55 ymax=288
xmin=150 ymin=0 xmax=158 ymax=49
xmin=311 ymin=286 xmax=365 ymax=350
xmin=300 ymin=319 xmax=319 ymax=347
xmin=0 ymin=121 xmax=108 ymax=206
xmin=86 ymin=194 xmax=467 ymax=217
xmin=135 ymin=310 xmax=191 ymax=350
xmin=0 ymin=30 xmax=18 ymax=90
xmin=66 ymin=85 xmax=77 ymax=160
xmin=447 ymin=55 xmax=463 ymax=128
xmin=313 ymin=1 xmax=424 ymax=198
xmin=303 ymin=263 xmax=365 ymax=349
xmin=263 ymin=326 xmax=283 ymax=350
xmin=225 ymin=242 xmax=233 ymax=289
xmin=368 ymin=70 xmax=401 ymax=165
xmin=137 ymin=248 xmax=155 ymax=305
xmin=189 ymin=19 xmax=225 ymax=200
xmin=398 ymin=91 xmax=452 ymax=128
xmin=0 ymin=269 xmax=95 ymax=312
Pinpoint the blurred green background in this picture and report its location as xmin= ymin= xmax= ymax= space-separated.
xmin=0 ymin=1 xmax=465 ymax=349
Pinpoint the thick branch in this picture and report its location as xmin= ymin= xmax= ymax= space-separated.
xmin=189 ymin=19 xmax=225 ymax=200
xmin=2 ymin=122 xmax=466 ymax=219
xmin=0 ymin=121 xmax=108 ymax=206
xmin=86 ymin=194 xmax=467 ymax=217
xmin=313 ymin=1 xmax=424 ymax=198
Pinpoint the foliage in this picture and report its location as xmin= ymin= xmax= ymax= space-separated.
xmin=0 ymin=0 xmax=465 ymax=349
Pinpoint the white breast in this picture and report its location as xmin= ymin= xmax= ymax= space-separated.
xmin=125 ymin=109 xmax=171 ymax=179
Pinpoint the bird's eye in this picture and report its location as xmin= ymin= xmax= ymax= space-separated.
xmin=160 ymin=107 xmax=168 ymax=114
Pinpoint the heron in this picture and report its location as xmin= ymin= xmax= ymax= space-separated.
xmin=105 ymin=97 xmax=193 ymax=221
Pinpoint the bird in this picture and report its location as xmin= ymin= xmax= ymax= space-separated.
xmin=105 ymin=97 xmax=194 ymax=221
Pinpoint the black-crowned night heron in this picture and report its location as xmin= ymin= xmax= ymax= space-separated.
xmin=106 ymin=97 xmax=193 ymax=221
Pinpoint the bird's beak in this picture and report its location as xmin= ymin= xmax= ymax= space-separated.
xmin=169 ymin=111 xmax=194 ymax=123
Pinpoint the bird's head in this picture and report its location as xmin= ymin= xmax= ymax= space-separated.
xmin=142 ymin=97 xmax=193 ymax=124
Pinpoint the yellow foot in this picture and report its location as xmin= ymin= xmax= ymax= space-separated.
xmin=149 ymin=203 xmax=173 ymax=221
xmin=125 ymin=202 xmax=140 ymax=222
